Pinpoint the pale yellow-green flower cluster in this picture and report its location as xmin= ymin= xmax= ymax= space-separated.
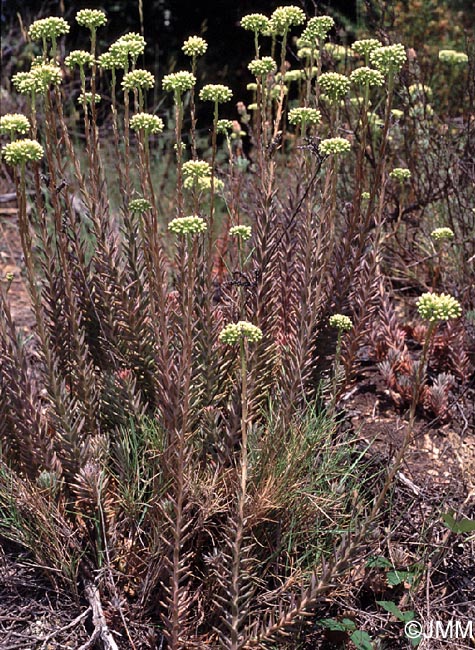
xmin=319 ymin=137 xmax=351 ymax=156
xmin=65 ymin=50 xmax=95 ymax=69
xmin=130 ymin=113 xmax=164 ymax=134
xmin=269 ymin=6 xmax=306 ymax=36
xmin=324 ymin=43 xmax=350 ymax=61
xmin=103 ymin=33 xmax=146 ymax=68
xmin=229 ymin=225 xmax=252 ymax=240
xmin=352 ymin=39 xmax=381 ymax=61
xmin=240 ymin=13 xmax=270 ymax=34
xmin=28 ymin=17 xmax=70 ymax=42
xmin=182 ymin=35 xmax=208 ymax=57
xmin=370 ymin=44 xmax=407 ymax=73
xmin=288 ymin=107 xmax=321 ymax=127
xmin=389 ymin=167 xmax=411 ymax=182
xmin=0 ymin=113 xmax=30 ymax=137
xmin=319 ymin=72 xmax=350 ymax=102
xmin=217 ymin=119 xmax=234 ymax=134
xmin=129 ymin=198 xmax=152 ymax=214
xmin=219 ymin=321 xmax=263 ymax=344
xmin=122 ymin=69 xmax=155 ymax=91
xmin=2 ymin=139 xmax=44 ymax=165
xmin=350 ymin=66 xmax=384 ymax=87
xmin=168 ymin=215 xmax=207 ymax=236
xmin=416 ymin=292 xmax=461 ymax=322
xmin=248 ymin=57 xmax=277 ymax=76
xmin=329 ymin=314 xmax=353 ymax=332
xmin=162 ymin=71 xmax=196 ymax=95
xmin=183 ymin=160 xmax=212 ymax=179
xmin=301 ymin=15 xmax=334 ymax=43
xmin=78 ymin=92 xmax=101 ymax=104
xmin=438 ymin=49 xmax=468 ymax=65
xmin=76 ymin=9 xmax=107 ymax=30
xmin=12 ymin=64 xmax=62 ymax=94
xmin=431 ymin=227 xmax=454 ymax=242
xmin=199 ymin=84 xmax=233 ymax=103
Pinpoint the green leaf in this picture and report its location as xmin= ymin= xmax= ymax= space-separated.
xmin=350 ymin=630 xmax=374 ymax=650
xmin=376 ymin=600 xmax=406 ymax=621
xmin=366 ymin=555 xmax=392 ymax=569
xmin=442 ymin=511 xmax=475 ymax=533
xmin=387 ymin=570 xmax=415 ymax=586
xmin=319 ymin=618 xmax=355 ymax=631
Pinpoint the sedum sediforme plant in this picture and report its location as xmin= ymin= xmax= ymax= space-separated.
xmin=1 ymin=7 xmax=473 ymax=649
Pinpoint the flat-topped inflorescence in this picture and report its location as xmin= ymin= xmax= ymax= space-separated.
xmin=416 ymin=292 xmax=462 ymax=322
xmin=2 ymin=139 xmax=44 ymax=165
xmin=229 ymin=225 xmax=252 ymax=241
xmin=370 ymin=44 xmax=407 ymax=73
xmin=288 ymin=107 xmax=321 ymax=126
xmin=168 ymin=215 xmax=207 ymax=236
xmin=240 ymin=13 xmax=270 ymax=34
xmin=182 ymin=36 xmax=208 ymax=57
xmin=28 ymin=17 xmax=70 ymax=42
xmin=199 ymin=84 xmax=233 ymax=103
xmin=219 ymin=321 xmax=263 ymax=344
xmin=162 ymin=71 xmax=196 ymax=95
xmin=122 ymin=69 xmax=155 ymax=92
xmin=431 ymin=227 xmax=454 ymax=242
xmin=0 ymin=114 xmax=30 ymax=137
xmin=248 ymin=57 xmax=277 ymax=76
xmin=438 ymin=49 xmax=468 ymax=65
xmin=329 ymin=314 xmax=353 ymax=332
xmin=350 ymin=66 xmax=384 ymax=87
xmin=389 ymin=167 xmax=411 ymax=182
xmin=130 ymin=113 xmax=164 ymax=134
xmin=319 ymin=72 xmax=350 ymax=102
xmin=269 ymin=6 xmax=306 ymax=35
xmin=65 ymin=50 xmax=95 ymax=68
xmin=76 ymin=9 xmax=107 ymax=30
xmin=319 ymin=137 xmax=351 ymax=155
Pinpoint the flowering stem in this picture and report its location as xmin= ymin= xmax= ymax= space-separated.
xmin=175 ymin=94 xmax=184 ymax=219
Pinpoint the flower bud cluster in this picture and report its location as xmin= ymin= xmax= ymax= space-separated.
xmin=28 ymin=17 xmax=70 ymax=42
xmin=288 ymin=107 xmax=321 ymax=126
xmin=329 ymin=314 xmax=353 ymax=332
xmin=416 ymin=292 xmax=462 ymax=322
xmin=301 ymin=15 xmax=334 ymax=43
xmin=438 ymin=50 xmax=468 ymax=65
xmin=162 ymin=71 xmax=196 ymax=95
xmin=106 ymin=33 xmax=146 ymax=68
xmin=168 ymin=215 xmax=207 ymax=236
xmin=76 ymin=9 xmax=107 ymax=30
xmin=2 ymin=139 xmax=44 ymax=165
xmin=65 ymin=50 xmax=95 ymax=68
xmin=219 ymin=321 xmax=263 ymax=344
xmin=352 ymin=39 xmax=381 ymax=60
xmin=229 ymin=225 xmax=252 ymax=240
xmin=129 ymin=198 xmax=152 ymax=214
xmin=389 ymin=167 xmax=411 ymax=182
xmin=199 ymin=84 xmax=233 ymax=103
xmin=130 ymin=113 xmax=164 ymax=134
xmin=269 ymin=6 xmax=306 ymax=36
xmin=370 ymin=44 xmax=407 ymax=73
xmin=12 ymin=64 xmax=62 ymax=94
xmin=183 ymin=160 xmax=212 ymax=179
xmin=217 ymin=119 xmax=234 ymax=134
xmin=319 ymin=72 xmax=350 ymax=101
xmin=350 ymin=66 xmax=384 ymax=87
xmin=240 ymin=13 xmax=270 ymax=34
xmin=0 ymin=113 xmax=30 ymax=136
xmin=78 ymin=92 xmax=101 ymax=104
xmin=122 ymin=69 xmax=155 ymax=92
xmin=248 ymin=57 xmax=277 ymax=76
xmin=319 ymin=137 xmax=351 ymax=155
xmin=324 ymin=43 xmax=350 ymax=61
xmin=431 ymin=227 xmax=454 ymax=242
xmin=182 ymin=35 xmax=208 ymax=57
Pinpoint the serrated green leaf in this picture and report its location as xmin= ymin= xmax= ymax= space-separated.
xmin=351 ymin=630 xmax=373 ymax=650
